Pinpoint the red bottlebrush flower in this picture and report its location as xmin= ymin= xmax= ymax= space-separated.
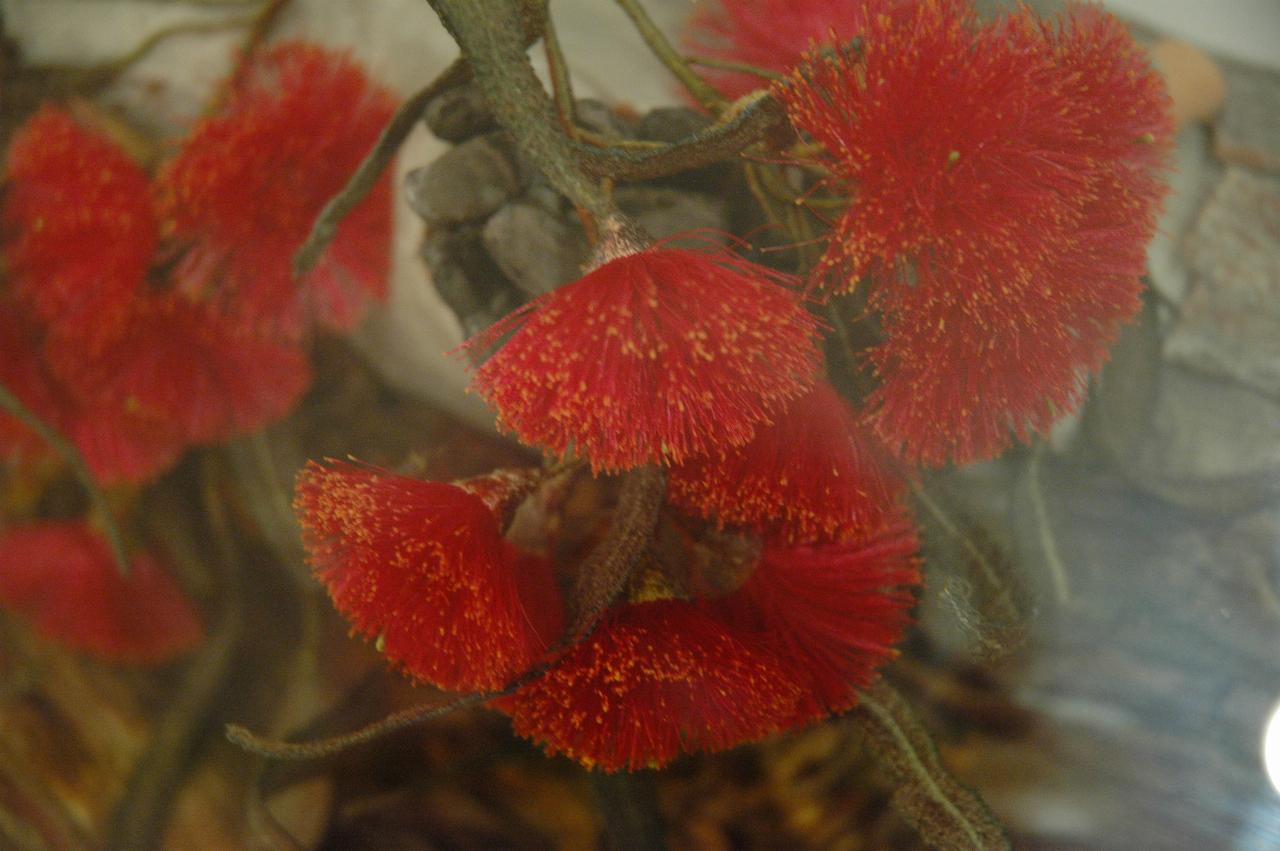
xmin=684 ymin=0 xmax=920 ymax=100
xmin=778 ymin=1 xmax=1172 ymax=464
xmin=506 ymin=599 xmax=803 ymax=771
xmin=48 ymin=294 xmax=311 ymax=445
xmin=465 ymin=243 xmax=822 ymax=472
xmin=155 ymin=42 xmax=397 ymax=337
xmin=704 ymin=517 xmax=920 ymax=717
xmin=2 ymin=105 xmax=156 ymax=344
xmin=0 ymin=521 xmax=203 ymax=663
xmin=669 ymin=382 xmax=903 ymax=543
xmin=294 ymin=460 xmax=559 ymax=692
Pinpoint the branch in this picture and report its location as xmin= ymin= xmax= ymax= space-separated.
xmin=429 ymin=0 xmax=614 ymax=222
xmin=0 ymin=382 xmax=129 ymax=576
xmin=612 ymin=0 xmax=724 ymax=111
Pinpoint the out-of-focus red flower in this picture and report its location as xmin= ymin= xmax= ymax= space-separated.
xmin=2 ymin=105 xmax=156 ymax=345
xmin=48 ymin=294 xmax=311 ymax=445
xmin=0 ymin=520 xmax=203 ymax=662
xmin=465 ymin=243 xmax=822 ymax=472
xmin=0 ymin=297 xmax=187 ymax=483
xmin=156 ymin=42 xmax=396 ymax=338
xmin=506 ymin=599 xmax=803 ymax=771
xmin=777 ymin=0 xmax=1172 ymax=465
xmin=684 ymin=0 xmax=920 ymax=100
xmin=66 ymin=397 xmax=188 ymax=485
xmin=704 ymin=518 xmax=920 ymax=717
xmin=669 ymin=382 xmax=902 ymax=543
xmin=294 ymin=460 xmax=559 ymax=692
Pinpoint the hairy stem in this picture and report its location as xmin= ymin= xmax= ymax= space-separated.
xmin=567 ymin=465 xmax=666 ymax=638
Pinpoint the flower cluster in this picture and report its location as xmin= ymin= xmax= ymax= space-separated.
xmin=294 ymin=0 xmax=1171 ymax=773
xmin=0 ymin=43 xmax=395 ymax=483
xmin=0 ymin=43 xmax=396 ymax=659
xmin=299 ymin=228 xmax=921 ymax=771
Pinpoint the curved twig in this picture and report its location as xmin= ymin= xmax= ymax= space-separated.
xmin=0 ymin=382 xmax=129 ymax=576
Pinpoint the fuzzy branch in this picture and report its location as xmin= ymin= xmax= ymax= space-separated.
xmin=429 ymin=0 xmax=615 ymax=222
xmin=855 ymin=680 xmax=1011 ymax=850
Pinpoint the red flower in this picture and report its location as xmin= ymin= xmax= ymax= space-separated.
xmin=704 ymin=518 xmax=920 ymax=717
xmin=669 ymin=382 xmax=902 ymax=543
xmin=778 ymin=1 xmax=1172 ymax=464
xmin=155 ymin=42 xmax=396 ymax=337
xmin=506 ymin=599 xmax=802 ymax=771
xmin=0 ymin=297 xmax=187 ymax=483
xmin=294 ymin=460 xmax=559 ymax=692
xmin=48 ymin=294 xmax=311 ymax=445
xmin=0 ymin=520 xmax=203 ymax=662
xmin=684 ymin=0 xmax=923 ymax=100
xmin=465 ymin=242 xmax=822 ymax=472
xmin=2 ymin=105 xmax=155 ymax=345
xmin=66 ymin=399 xmax=188 ymax=485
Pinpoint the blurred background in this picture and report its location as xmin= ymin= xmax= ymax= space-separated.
xmin=1 ymin=1 xmax=1278 ymax=848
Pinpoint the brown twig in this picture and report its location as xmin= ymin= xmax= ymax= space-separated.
xmin=292 ymin=58 xmax=470 ymax=277
xmin=612 ymin=0 xmax=724 ymax=111
xmin=0 ymin=382 xmax=129 ymax=576
xmin=226 ymin=690 xmax=495 ymax=760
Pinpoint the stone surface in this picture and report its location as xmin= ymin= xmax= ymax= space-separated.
xmin=615 ymin=185 xmax=727 ymax=244
xmin=1144 ymin=124 xmax=1222 ymax=305
xmin=423 ymin=82 xmax=497 ymax=143
xmin=573 ymin=98 xmax=636 ymax=139
xmin=482 ymin=202 xmax=589 ymax=296
xmin=1215 ymin=59 xmax=1280 ymax=172
xmin=404 ymin=134 xmax=523 ymax=225
xmin=419 ymin=225 xmax=520 ymax=338
xmin=1165 ymin=167 xmax=1280 ymax=397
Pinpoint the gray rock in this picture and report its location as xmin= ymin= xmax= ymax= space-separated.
xmin=1215 ymin=59 xmax=1280 ymax=173
xmin=1164 ymin=167 xmax=1280 ymax=397
xmin=574 ymin=98 xmax=636 ymax=139
xmin=404 ymin=134 xmax=522 ymax=224
xmin=614 ymin=186 xmax=727 ymax=245
xmin=423 ymin=82 xmax=497 ymax=143
xmin=419 ymin=224 xmax=517 ymax=337
xmin=1145 ymin=124 xmax=1222 ymax=306
xmin=635 ymin=106 xmax=712 ymax=143
xmin=1128 ymin=364 xmax=1280 ymax=512
xmin=483 ymin=202 xmax=589 ymax=296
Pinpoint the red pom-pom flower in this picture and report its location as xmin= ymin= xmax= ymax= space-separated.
xmin=2 ymin=105 xmax=156 ymax=345
xmin=777 ymin=1 xmax=1173 ymax=464
xmin=669 ymin=381 xmax=902 ymax=543
xmin=506 ymin=599 xmax=803 ymax=771
xmin=294 ymin=460 xmax=559 ymax=692
xmin=684 ymin=0 xmax=922 ymax=100
xmin=465 ymin=241 xmax=822 ymax=472
xmin=156 ymin=42 xmax=397 ymax=337
xmin=0 ymin=520 xmax=203 ymax=662
xmin=705 ymin=518 xmax=920 ymax=717
xmin=48 ymin=295 xmax=311 ymax=446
